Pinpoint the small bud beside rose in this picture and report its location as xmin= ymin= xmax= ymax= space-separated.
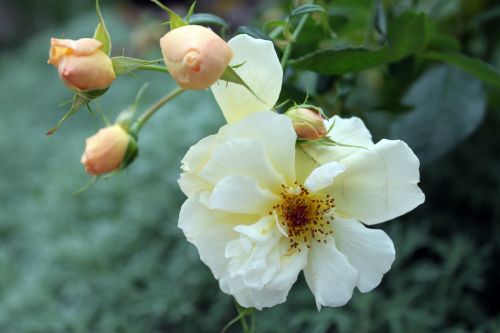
xmin=285 ymin=106 xmax=328 ymax=140
xmin=81 ymin=124 xmax=136 ymax=176
xmin=48 ymin=38 xmax=116 ymax=92
xmin=160 ymin=25 xmax=233 ymax=90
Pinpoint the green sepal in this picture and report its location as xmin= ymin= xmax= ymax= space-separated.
xmin=120 ymin=134 xmax=139 ymax=171
xmin=111 ymin=57 xmax=166 ymax=76
xmin=78 ymin=87 xmax=109 ymax=100
xmin=186 ymin=2 xmax=196 ymax=21
xmin=115 ymin=83 xmax=149 ymax=130
xmin=219 ymin=66 xmax=265 ymax=103
xmin=47 ymin=94 xmax=89 ymax=135
xmin=94 ymin=0 xmax=112 ymax=55
xmin=151 ymin=0 xmax=188 ymax=30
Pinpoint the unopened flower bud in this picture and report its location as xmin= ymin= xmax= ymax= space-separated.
xmin=81 ymin=124 xmax=133 ymax=175
xmin=48 ymin=38 xmax=116 ymax=92
xmin=160 ymin=25 xmax=233 ymax=90
xmin=285 ymin=107 xmax=328 ymax=140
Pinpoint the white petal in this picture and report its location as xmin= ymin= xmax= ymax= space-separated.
xmin=180 ymin=134 xmax=219 ymax=172
xmin=208 ymin=175 xmax=278 ymax=215
xmin=304 ymin=237 xmax=358 ymax=309
xmin=178 ymin=196 xmax=256 ymax=278
xmin=199 ymin=138 xmax=285 ymax=192
xmin=221 ymin=236 xmax=308 ymax=310
xmin=331 ymin=139 xmax=425 ymax=225
xmin=220 ymin=276 xmax=290 ymax=310
xmin=226 ymin=216 xmax=281 ymax=289
xmin=221 ymin=112 xmax=296 ymax=183
xmin=327 ymin=116 xmax=374 ymax=148
xmin=211 ymin=35 xmax=283 ymax=123
xmin=178 ymin=173 xmax=212 ymax=197
xmin=303 ymin=116 xmax=374 ymax=164
xmin=304 ymin=161 xmax=345 ymax=194
xmin=334 ymin=217 xmax=395 ymax=293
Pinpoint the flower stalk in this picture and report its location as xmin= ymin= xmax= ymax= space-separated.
xmin=130 ymin=87 xmax=185 ymax=134
xmin=280 ymin=14 xmax=309 ymax=71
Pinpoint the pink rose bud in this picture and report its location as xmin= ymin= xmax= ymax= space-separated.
xmin=285 ymin=107 xmax=328 ymax=140
xmin=160 ymin=25 xmax=233 ymax=90
xmin=48 ymin=38 xmax=116 ymax=92
xmin=81 ymin=125 xmax=131 ymax=176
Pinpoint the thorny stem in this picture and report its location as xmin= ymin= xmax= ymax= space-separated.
xmin=131 ymin=87 xmax=185 ymax=133
xmin=280 ymin=14 xmax=310 ymax=71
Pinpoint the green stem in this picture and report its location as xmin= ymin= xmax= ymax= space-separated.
xmin=280 ymin=14 xmax=309 ymax=71
xmin=131 ymin=87 xmax=185 ymax=133
xmin=138 ymin=64 xmax=169 ymax=73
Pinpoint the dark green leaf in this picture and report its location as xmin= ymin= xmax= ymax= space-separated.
xmin=290 ymin=47 xmax=388 ymax=75
xmin=390 ymin=65 xmax=486 ymax=164
xmin=290 ymin=4 xmax=328 ymax=18
xmin=386 ymin=12 xmax=428 ymax=61
xmin=424 ymin=52 xmax=500 ymax=89
xmin=188 ymin=13 xmax=228 ymax=30
xmin=289 ymin=12 xmax=428 ymax=74
xmin=93 ymin=0 xmax=111 ymax=55
xmin=235 ymin=26 xmax=271 ymax=40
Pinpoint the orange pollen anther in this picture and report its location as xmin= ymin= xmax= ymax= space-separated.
xmin=270 ymin=183 xmax=335 ymax=250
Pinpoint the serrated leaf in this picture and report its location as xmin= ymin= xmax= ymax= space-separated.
xmin=47 ymin=94 xmax=89 ymax=135
xmin=93 ymin=0 xmax=111 ymax=55
xmin=187 ymin=13 xmax=228 ymax=30
xmin=219 ymin=66 xmax=265 ymax=103
xmin=390 ymin=65 xmax=486 ymax=164
xmin=235 ymin=26 xmax=271 ymax=41
xmin=111 ymin=57 xmax=165 ymax=76
xmin=424 ymin=52 xmax=500 ymax=89
xmin=151 ymin=0 xmax=187 ymax=30
xmin=289 ymin=12 xmax=428 ymax=74
xmin=290 ymin=4 xmax=328 ymax=18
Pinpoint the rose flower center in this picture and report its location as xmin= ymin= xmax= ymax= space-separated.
xmin=271 ymin=183 xmax=335 ymax=250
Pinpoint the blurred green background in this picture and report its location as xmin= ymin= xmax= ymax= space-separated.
xmin=1 ymin=0 xmax=500 ymax=332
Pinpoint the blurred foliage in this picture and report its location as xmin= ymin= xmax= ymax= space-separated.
xmin=1 ymin=0 xmax=500 ymax=332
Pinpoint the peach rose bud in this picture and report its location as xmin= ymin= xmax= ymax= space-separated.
xmin=81 ymin=125 xmax=131 ymax=175
xmin=285 ymin=107 xmax=328 ymax=140
xmin=160 ymin=25 xmax=233 ymax=90
xmin=48 ymin=38 xmax=116 ymax=91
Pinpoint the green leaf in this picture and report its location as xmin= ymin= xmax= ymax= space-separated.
xmin=385 ymin=12 xmax=428 ymax=61
xmin=424 ymin=52 xmax=500 ymax=89
xmin=111 ymin=57 xmax=165 ymax=76
xmin=235 ymin=26 xmax=271 ymax=41
xmin=93 ymin=0 xmax=111 ymax=55
xmin=289 ymin=12 xmax=428 ymax=74
xmin=150 ymin=0 xmax=187 ymax=30
xmin=390 ymin=65 xmax=486 ymax=164
xmin=290 ymin=47 xmax=388 ymax=75
xmin=290 ymin=4 xmax=328 ymax=18
xmin=187 ymin=13 xmax=228 ymax=30
xmin=47 ymin=94 xmax=89 ymax=135
xmin=219 ymin=66 xmax=264 ymax=103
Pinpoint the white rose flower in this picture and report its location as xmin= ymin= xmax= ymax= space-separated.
xmin=178 ymin=110 xmax=424 ymax=309
xmin=178 ymin=34 xmax=424 ymax=310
